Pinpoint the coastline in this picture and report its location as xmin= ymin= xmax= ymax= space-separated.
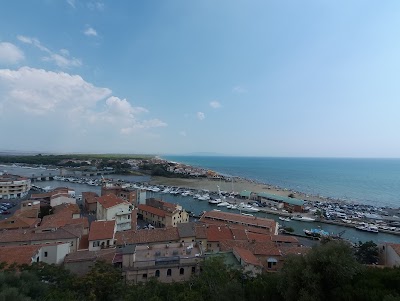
xmin=149 ymin=176 xmax=332 ymax=204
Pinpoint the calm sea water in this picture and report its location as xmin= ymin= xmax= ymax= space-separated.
xmin=164 ymin=156 xmax=400 ymax=208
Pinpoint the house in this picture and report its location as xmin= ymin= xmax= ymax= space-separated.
xmin=82 ymin=191 xmax=99 ymax=213
xmin=50 ymin=191 xmax=76 ymax=207
xmin=97 ymin=194 xmax=134 ymax=231
xmin=0 ymin=211 xmax=41 ymax=230
xmin=137 ymin=199 xmax=189 ymax=228
xmin=0 ymin=224 xmax=84 ymax=252
xmin=88 ymin=220 xmax=116 ymax=251
xmin=64 ymin=248 xmax=116 ymax=276
xmin=101 ymin=183 xmax=138 ymax=205
xmin=232 ymin=247 xmax=263 ymax=276
xmin=30 ymin=187 xmax=76 ymax=207
xmin=119 ymin=242 xmax=203 ymax=284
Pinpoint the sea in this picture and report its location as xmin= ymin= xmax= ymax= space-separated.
xmin=163 ymin=156 xmax=400 ymax=209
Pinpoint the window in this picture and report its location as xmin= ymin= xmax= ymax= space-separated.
xmin=267 ymin=258 xmax=278 ymax=269
xmin=167 ymin=269 xmax=172 ymax=276
xmin=70 ymin=241 xmax=74 ymax=246
xmin=180 ymin=268 xmax=184 ymax=275
xmin=191 ymin=267 xmax=196 ymax=274
xmin=155 ymin=270 xmax=160 ymax=277
xmin=142 ymin=273 xmax=147 ymax=279
xmin=44 ymin=252 xmax=48 ymax=257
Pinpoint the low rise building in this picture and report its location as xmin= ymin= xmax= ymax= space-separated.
xmin=82 ymin=191 xmax=99 ymax=212
xmin=97 ymin=194 xmax=134 ymax=231
xmin=88 ymin=220 xmax=116 ymax=251
xmin=380 ymin=243 xmax=400 ymax=267
xmin=0 ymin=173 xmax=31 ymax=199
xmin=101 ymin=183 xmax=138 ymax=205
xmin=138 ymin=198 xmax=189 ymax=228
xmin=120 ymin=242 xmax=203 ymax=283
xmin=233 ymin=247 xmax=263 ymax=276
xmin=64 ymin=248 xmax=117 ymax=275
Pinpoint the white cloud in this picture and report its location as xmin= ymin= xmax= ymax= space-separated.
xmin=67 ymin=0 xmax=75 ymax=8
xmin=0 ymin=42 xmax=24 ymax=65
xmin=209 ymin=101 xmax=221 ymax=109
xmin=0 ymin=67 xmax=166 ymax=137
xmin=87 ymin=1 xmax=105 ymax=11
xmin=179 ymin=131 xmax=187 ymax=137
xmin=197 ymin=112 xmax=205 ymax=120
xmin=17 ymin=35 xmax=81 ymax=68
xmin=233 ymin=85 xmax=247 ymax=93
xmin=84 ymin=27 xmax=98 ymax=37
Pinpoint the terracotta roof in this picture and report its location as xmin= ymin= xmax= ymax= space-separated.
xmin=177 ymin=222 xmax=196 ymax=238
xmin=198 ymin=219 xmax=271 ymax=235
xmin=194 ymin=224 xmax=207 ymax=239
xmin=247 ymin=232 xmax=272 ymax=243
xmin=253 ymin=242 xmax=281 ymax=256
xmin=138 ymin=204 xmax=166 ymax=217
xmin=83 ymin=191 xmax=99 ymax=204
xmin=206 ymin=225 xmax=234 ymax=242
xmin=220 ymin=240 xmax=281 ymax=257
xmin=0 ymin=224 xmax=83 ymax=244
xmin=14 ymin=208 xmax=39 ymax=219
xmin=0 ymin=215 xmax=40 ymax=230
xmin=64 ymin=248 xmax=116 ymax=264
xmin=114 ymin=227 xmax=179 ymax=246
xmin=88 ymin=220 xmax=116 ymax=241
xmin=230 ymin=228 xmax=249 ymax=241
xmin=271 ymin=235 xmax=299 ymax=244
xmin=389 ymin=243 xmax=400 ymax=257
xmin=97 ymin=194 xmax=127 ymax=209
xmin=39 ymin=203 xmax=87 ymax=230
xmin=0 ymin=245 xmax=41 ymax=266
xmin=233 ymin=247 xmax=263 ymax=267
xmin=200 ymin=211 xmax=277 ymax=233
xmin=279 ymin=245 xmax=311 ymax=256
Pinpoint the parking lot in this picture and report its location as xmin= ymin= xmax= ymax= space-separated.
xmin=0 ymin=201 xmax=18 ymax=220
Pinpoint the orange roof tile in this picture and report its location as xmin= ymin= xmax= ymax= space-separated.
xmin=114 ymin=227 xmax=179 ymax=246
xmin=64 ymin=248 xmax=116 ymax=264
xmin=246 ymin=232 xmax=272 ymax=243
xmin=88 ymin=220 xmax=116 ymax=241
xmin=233 ymin=247 xmax=263 ymax=267
xmin=83 ymin=192 xmax=99 ymax=204
xmin=97 ymin=194 xmax=127 ymax=209
xmin=0 ymin=245 xmax=41 ymax=266
xmin=271 ymin=235 xmax=299 ymax=244
xmin=138 ymin=204 xmax=166 ymax=217
xmin=0 ymin=215 xmax=40 ymax=230
xmin=200 ymin=211 xmax=277 ymax=233
xmin=206 ymin=225 xmax=234 ymax=242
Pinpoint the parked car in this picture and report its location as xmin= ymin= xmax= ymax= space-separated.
xmin=1 ymin=211 xmax=10 ymax=215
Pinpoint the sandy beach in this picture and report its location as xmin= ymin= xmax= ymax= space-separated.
xmin=149 ymin=176 xmax=329 ymax=203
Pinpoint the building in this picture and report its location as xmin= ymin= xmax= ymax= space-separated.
xmin=101 ymin=183 xmax=138 ymax=205
xmin=88 ymin=220 xmax=116 ymax=251
xmin=232 ymin=247 xmax=263 ymax=276
xmin=30 ymin=187 xmax=76 ymax=207
xmin=200 ymin=210 xmax=278 ymax=235
xmin=82 ymin=191 xmax=99 ymax=212
xmin=115 ymin=227 xmax=180 ymax=247
xmin=64 ymin=248 xmax=116 ymax=275
xmin=380 ymin=243 xmax=400 ymax=267
xmin=119 ymin=242 xmax=203 ymax=283
xmin=0 ymin=173 xmax=31 ymax=199
xmin=256 ymin=192 xmax=305 ymax=212
xmin=0 ymin=223 xmax=84 ymax=252
xmin=97 ymin=194 xmax=134 ymax=231
xmin=137 ymin=198 xmax=189 ymax=228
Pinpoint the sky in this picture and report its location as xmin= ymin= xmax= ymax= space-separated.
xmin=1 ymin=1 xmax=400 ymax=157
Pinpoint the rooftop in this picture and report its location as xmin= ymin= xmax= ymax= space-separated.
xmin=0 ymin=245 xmax=40 ymax=265
xmin=97 ymin=194 xmax=128 ymax=209
xmin=233 ymin=247 xmax=262 ymax=267
xmin=88 ymin=220 xmax=116 ymax=241
xmin=138 ymin=204 xmax=166 ymax=217
xmin=115 ymin=227 xmax=180 ymax=246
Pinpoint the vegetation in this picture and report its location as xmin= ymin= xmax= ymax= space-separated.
xmin=0 ymin=242 xmax=399 ymax=301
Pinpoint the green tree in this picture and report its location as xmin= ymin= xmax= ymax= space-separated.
xmin=354 ymin=241 xmax=379 ymax=264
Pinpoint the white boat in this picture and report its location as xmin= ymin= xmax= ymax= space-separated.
xmin=241 ymin=213 xmax=254 ymax=217
xmin=355 ymin=225 xmax=379 ymax=233
xmin=161 ymin=188 xmax=171 ymax=193
xmin=279 ymin=217 xmax=291 ymax=222
xmin=217 ymin=201 xmax=230 ymax=207
xmin=198 ymin=194 xmax=210 ymax=201
xmin=291 ymin=215 xmax=316 ymax=222
xmin=208 ymin=199 xmax=221 ymax=204
xmin=237 ymin=203 xmax=260 ymax=213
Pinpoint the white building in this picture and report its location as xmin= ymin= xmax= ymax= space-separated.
xmin=0 ymin=173 xmax=31 ymax=199
xmin=97 ymin=194 xmax=133 ymax=231
xmin=88 ymin=220 xmax=116 ymax=251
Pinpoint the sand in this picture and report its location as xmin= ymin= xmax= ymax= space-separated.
xmin=148 ymin=176 xmax=328 ymax=203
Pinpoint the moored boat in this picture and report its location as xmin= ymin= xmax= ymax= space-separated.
xmin=291 ymin=215 xmax=316 ymax=222
xmin=279 ymin=216 xmax=291 ymax=222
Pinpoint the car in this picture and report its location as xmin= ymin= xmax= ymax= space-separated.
xmin=1 ymin=211 xmax=10 ymax=215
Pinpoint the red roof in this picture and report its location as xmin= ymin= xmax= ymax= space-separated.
xmin=115 ymin=227 xmax=179 ymax=245
xmin=88 ymin=220 xmax=116 ymax=241
xmin=138 ymin=204 xmax=166 ymax=217
xmin=233 ymin=247 xmax=262 ymax=267
xmin=97 ymin=194 xmax=126 ymax=209
xmin=246 ymin=232 xmax=272 ymax=243
xmin=206 ymin=225 xmax=234 ymax=242
xmin=0 ymin=245 xmax=41 ymax=265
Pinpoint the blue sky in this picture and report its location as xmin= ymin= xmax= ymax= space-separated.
xmin=0 ymin=1 xmax=400 ymax=157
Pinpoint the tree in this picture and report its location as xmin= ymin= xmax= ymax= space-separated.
xmin=278 ymin=241 xmax=361 ymax=301
xmin=354 ymin=241 xmax=379 ymax=264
